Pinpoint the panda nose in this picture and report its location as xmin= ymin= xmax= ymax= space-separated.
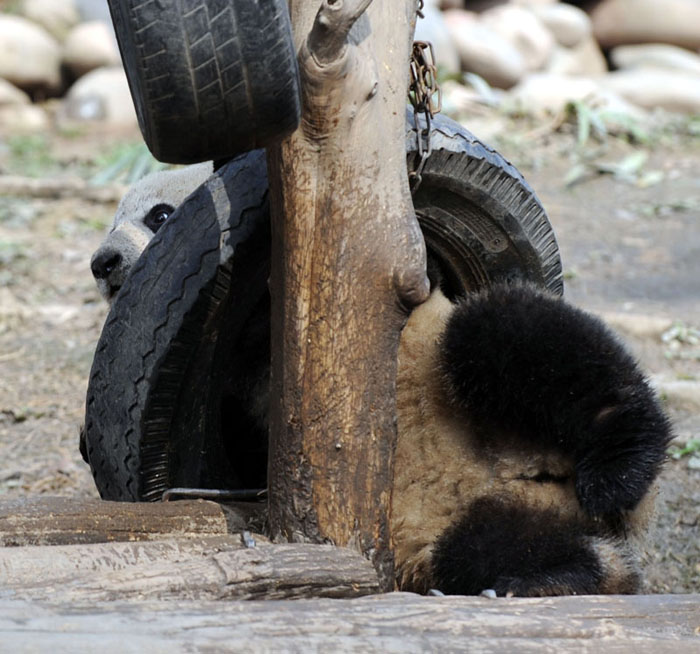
xmin=91 ymin=250 xmax=122 ymax=280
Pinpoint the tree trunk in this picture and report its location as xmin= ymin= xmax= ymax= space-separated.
xmin=266 ymin=0 xmax=428 ymax=590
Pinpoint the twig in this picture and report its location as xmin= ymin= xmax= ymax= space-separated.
xmin=0 ymin=175 xmax=125 ymax=203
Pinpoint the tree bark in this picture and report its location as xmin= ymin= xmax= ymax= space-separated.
xmin=0 ymin=538 xmax=379 ymax=602
xmin=266 ymin=0 xmax=428 ymax=590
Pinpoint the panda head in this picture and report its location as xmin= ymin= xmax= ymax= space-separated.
xmin=91 ymin=161 xmax=212 ymax=303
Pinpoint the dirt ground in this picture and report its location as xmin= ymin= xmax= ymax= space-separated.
xmin=0 ymin=113 xmax=697 ymax=594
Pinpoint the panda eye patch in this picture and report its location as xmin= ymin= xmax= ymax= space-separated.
xmin=144 ymin=203 xmax=175 ymax=233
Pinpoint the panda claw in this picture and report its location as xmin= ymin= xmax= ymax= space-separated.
xmin=479 ymin=589 xmax=497 ymax=599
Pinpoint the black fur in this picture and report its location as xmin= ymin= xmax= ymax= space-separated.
xmin=440 ymin=283 xmax=672 ymax=519
xmin=432 ymin=496 xmax=619 ymax=597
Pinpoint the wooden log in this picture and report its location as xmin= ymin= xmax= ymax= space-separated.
xmin=0 ymin=593 xmax=697 ymax=651
xmin=0 ymin=537 xmax=379 ymax=602
xmin=0 ymin=496 xmax=238 ymax=546
xmin=266 ymin=0 xmax=428 ymax=590
xmin=0 ymin=174 xmax=124 ymax=202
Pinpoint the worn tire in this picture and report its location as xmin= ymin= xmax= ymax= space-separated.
xmin=84 ymin=115 xmax=562 ymax=501
xmin=407 ymin=111 xmax=562 ymax=299
xmin=84 ymin=150 xmax=270 ymax=501
xmin=107 ymin=0 xmax=300 ymax=164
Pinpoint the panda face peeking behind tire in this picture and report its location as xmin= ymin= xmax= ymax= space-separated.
xmin=90 ymin=162 xmax=212 ymax=303
xmin=394 ymin=283 xmax=671 ymax=597
xmin=91 ymin=169 xmax=671 ymax=598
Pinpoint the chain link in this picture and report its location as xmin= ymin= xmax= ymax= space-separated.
xmin=408 ymin=40 xmax=441 ymax=195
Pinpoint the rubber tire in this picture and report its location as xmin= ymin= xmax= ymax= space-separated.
xmin=84 ymin=150 xmax=270 ymax=501
xmin=407 ymin=111 xmax=562 ymax=299
xmin=84 ymin=114 xmax=562 ymax=501
xmin=107 ymin=0 xmax=301 ymax=164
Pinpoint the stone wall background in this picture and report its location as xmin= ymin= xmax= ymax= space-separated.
xmin=0 ymin=0 xmax=698 ymax=137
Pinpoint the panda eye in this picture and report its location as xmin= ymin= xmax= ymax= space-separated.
xmin=145 ymin=203 xmax=175 ymax=233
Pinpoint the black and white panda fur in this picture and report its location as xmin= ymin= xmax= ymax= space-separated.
xmin=90 ymin=162 xmax=212 ymax=303
xmin=92 ymin=169 xmax=671 ymax=597
xmin=394 ymin=282 xmax=670 ymax=596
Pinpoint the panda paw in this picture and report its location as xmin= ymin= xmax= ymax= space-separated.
xmin=574 ymin=405 xmax=671 ymax=517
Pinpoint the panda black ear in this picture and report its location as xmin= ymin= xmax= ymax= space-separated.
xmin=144 ymin=203 xmax=176 ymax=233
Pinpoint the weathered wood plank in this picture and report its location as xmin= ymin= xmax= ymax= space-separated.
xmin=0 ymin=594 xmax=697 ymax=652
xmin=0 ymin=537 xmax=380 ymax=601
xmin=0 ymin=496 xmax=235 ymax=545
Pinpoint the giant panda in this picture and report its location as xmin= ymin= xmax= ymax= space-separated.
xmin=394 ymin=282 xmax=670 ymax=596
xmin=90 ymin=162 xmax=212 ymax=303
xmin=90 ymin=165 xmax=671 ymax=597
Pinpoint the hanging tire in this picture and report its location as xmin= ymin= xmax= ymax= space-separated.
xmin=83 ymin=114 xmax=562 ymax=501
xmin=107 ymin=0 xmax=301 ymax=164
xmin=407 ymin=111 xmax=562 ymax=299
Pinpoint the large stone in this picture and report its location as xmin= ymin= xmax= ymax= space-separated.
xmin=63 ymin=67 xmax=137 ymax=127
xmin=591 ymin=0 xmax=700 ymax=50
xmin=74 ymin=0 xmax=112 ymax=23
xmin=546 ymin=36 xmax=608 ymax=77
xmin=599 ymin=69 xmax=700 ymax=114
xmin=0 ymin=78 xmax=30 ymax=107
xmin=63 ymin=21 xmax=121 ymax=78
xmin=507 ymin=73 xmax=646 ymax=118
xmin=0 ymin=15 xmax=62 ymax=94
xmin=480 ymin=4 xmax=555 ymax=71
xmin=415 ymin=5 xmax=461 ymax=75
xmin=20 ymin=0 xmax=80 ymax=42
xmin=0 ymin=104 xmax=50 ymax=132
xmin=529 ymin=3 xmax=592 ymax=48
xmin=610 ymin=44 xmax=700 ymax=75
xmin=443 ymin=10 xmax=526 ymax=89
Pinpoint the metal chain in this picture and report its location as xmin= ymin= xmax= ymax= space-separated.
xmin=408 ymin=39 xmax=441 ymax=195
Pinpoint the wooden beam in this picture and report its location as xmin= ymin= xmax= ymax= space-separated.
xmin=0 ymin=496 xmax=243 ymax=545
xmin=1 ymin=593 xmax=697 ymax=650
xmin=0 ymin=537 xmax=379 ymax=602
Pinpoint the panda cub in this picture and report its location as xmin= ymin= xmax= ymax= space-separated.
xmin=92 ymin=167 xmax=671 ymax=597
xmin=90 ymin=162 xmax=212 ymax=303
xmin=394 ymin=283 xmax=671 ymax=596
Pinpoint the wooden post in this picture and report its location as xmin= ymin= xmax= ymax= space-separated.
xmin=266 ymin=0 xmax=428 ymax=589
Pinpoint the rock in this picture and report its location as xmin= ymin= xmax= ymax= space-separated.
xmin=479 ymin=4 xmax=555 ymax=71
xmin=451 ymin=0 xmax=503 ymax=10
xmin=591 ymin=0 xmax=700 ymax=51
xmin=651 ymin=378 xmax=700 ymax=413
xmin=0 ymin=15 xmax=62 ymax=94
xmin=443 ymin=10 xmax=526 ymax=89
xmin=74 ymin=0 xmax=113 ymax=23
xmin=610 ymin=44 xmax=700 ymax=75
xmin=20 ymin=0 xmax=80 ymax=42
xmin=602 ymin=312 xmax=674 ymax=339
xmin=0 ymin=78 xmax=31 ymax=107
xmin=546 ymin=36 xmax=608 ymax=77
xmin=506 ymin=73 xmax=646 ymax=118
xmin=599 ymin=69 xmax=700 ymax=114
xmin=63 ymin=67 xmax=137 ymax=127
xmin=415 ymin=6 xmax=461 ymax=75
xmin=528 ymin=3 xmax=591 ymax=48
xmin=0 ymin=104 xmax=50 ymax=132
xmin=63 ymin=21 xmax=121 ymax=78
